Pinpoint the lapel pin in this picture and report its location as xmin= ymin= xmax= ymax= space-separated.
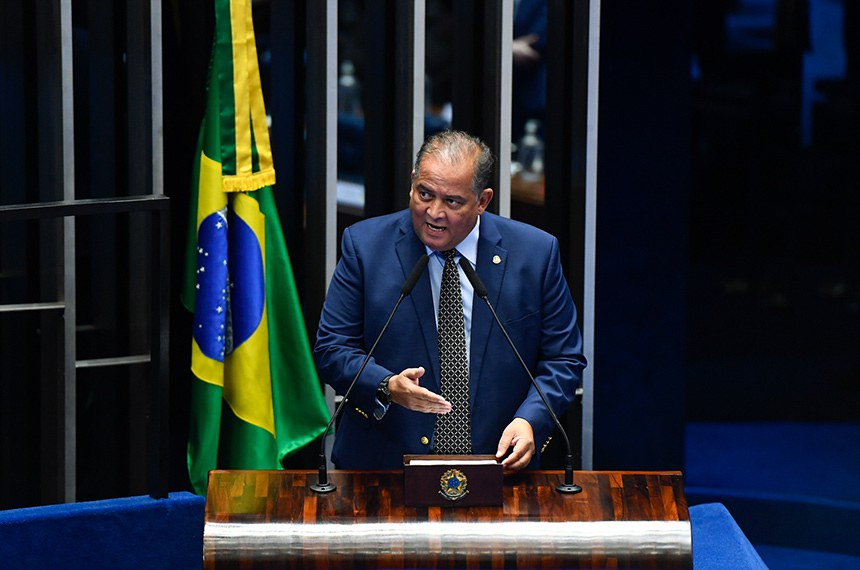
xmin=492 ymin=255 xmax=501 ymax=265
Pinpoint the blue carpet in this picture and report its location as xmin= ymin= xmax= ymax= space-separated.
xmin=0 ymin=492 xmax=205 ymax=569
xmin=754 ymin=545 xmax=860 ymax=570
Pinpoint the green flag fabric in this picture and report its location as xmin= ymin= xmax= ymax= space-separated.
xmin=182 ymin=0 xmax=329 ymax=496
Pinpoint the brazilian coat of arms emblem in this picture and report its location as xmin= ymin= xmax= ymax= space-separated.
xmin=438 ymin=468 xmax=469 ymax=501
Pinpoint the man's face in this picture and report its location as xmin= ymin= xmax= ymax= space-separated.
xmin=409 ymin=153 xmax=493 ymax=252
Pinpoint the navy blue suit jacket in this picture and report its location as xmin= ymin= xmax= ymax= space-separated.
xmin=313 ymin=210 xmax=586 ymax=469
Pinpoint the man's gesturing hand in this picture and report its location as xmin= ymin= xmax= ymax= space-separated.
xmin=388 ymin=366 xmax=452 ymax=414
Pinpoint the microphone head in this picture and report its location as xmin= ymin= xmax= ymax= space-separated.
xmin=458 ymin=257 xmax=488 ymax=298
xmin=401 ymin=254 xmax=430 ymax=295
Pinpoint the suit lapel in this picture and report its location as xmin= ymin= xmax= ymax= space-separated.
xmin=395 ymin=216 xmax=440 ymax=392
xmin=469 ymin=214 xmax=506 ymax=408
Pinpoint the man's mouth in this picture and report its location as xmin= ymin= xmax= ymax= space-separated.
xmin=426 ymin=222 xmax=446 ymax=233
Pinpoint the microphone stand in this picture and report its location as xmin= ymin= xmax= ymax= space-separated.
xmin=459 ymin=258 xmax=582 ymax=494
xmin=311 ymin=254 xmax=429 ymax=493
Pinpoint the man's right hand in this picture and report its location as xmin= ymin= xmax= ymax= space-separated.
xmin=388 ymin=366 xmax=452 ymax=415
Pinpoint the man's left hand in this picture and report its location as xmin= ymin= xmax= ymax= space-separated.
xmin=496 ymin=418 xmax=535 ymax=471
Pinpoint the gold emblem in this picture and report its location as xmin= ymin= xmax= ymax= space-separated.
xmin=492 ymin=255 xmax=501 ymax=265
xmin=439 ymin=468 xmax=469 ymax=501
xmin=420 ymin=436 xmax=429 ymax=445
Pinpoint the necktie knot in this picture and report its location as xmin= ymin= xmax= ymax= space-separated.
xmin=443 ymin=249 xmax=457 ymax=262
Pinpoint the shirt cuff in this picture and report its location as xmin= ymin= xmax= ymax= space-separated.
xmin=373 ymin=397 xmax=390 ymax=421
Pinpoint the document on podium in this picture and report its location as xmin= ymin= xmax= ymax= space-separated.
xmin=407 ymin=456 xmax=499 ymax=465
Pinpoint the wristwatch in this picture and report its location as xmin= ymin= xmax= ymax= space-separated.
xmin=376 ymin=375 xmax=392 ymax=406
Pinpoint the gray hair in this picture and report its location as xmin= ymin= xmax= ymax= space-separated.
xmin=412 ymin=130 xmax=495 ymax=197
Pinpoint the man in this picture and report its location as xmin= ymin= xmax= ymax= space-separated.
xmin=314 ymin=130 xmax=585 ymax=470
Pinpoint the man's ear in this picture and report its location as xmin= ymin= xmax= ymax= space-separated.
xmin=477 ymin=188 xmax=494 ymax=213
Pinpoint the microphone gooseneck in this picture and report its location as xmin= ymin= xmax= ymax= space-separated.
xmin=311 ymin=254 xmax=430 ymax=493
xmin=458 ymin=258 xmax=582 ymax=494
xmin=401 ymin=253 xmax=430 ymax=296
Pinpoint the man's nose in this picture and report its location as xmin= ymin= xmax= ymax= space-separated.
xmin=427 ymin=199 xmax=447 ymax=218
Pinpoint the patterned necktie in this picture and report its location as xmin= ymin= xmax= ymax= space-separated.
xmin=433 ymin=249 xmax=472 ymax=454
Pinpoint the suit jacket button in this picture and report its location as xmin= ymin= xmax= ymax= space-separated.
xmin=420 ymin=436 xmax=429 ymax=445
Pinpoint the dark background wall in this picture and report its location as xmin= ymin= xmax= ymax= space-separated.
xmin=592 ymin=0 xmax=860 ymax=472
xmin=591 ymin=1 xmax=692 ymax=470
xmin=685 ymin=0 xmax=860 ymax=425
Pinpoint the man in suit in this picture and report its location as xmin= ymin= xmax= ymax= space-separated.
xmin=314 ymin=130 xmax=585 ymax=470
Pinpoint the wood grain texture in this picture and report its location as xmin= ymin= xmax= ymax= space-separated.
xmin=204 ymin=470 xmax=692 ymax=569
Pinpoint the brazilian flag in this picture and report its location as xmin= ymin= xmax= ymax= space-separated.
xmin=181 ymin=0 xmax=329 ymax=496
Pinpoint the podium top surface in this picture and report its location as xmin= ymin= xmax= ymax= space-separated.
xmin=205 ymin=469 xmax=688 ymax=524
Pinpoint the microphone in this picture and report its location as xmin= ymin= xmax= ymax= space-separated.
xmin=458 ymin=258 xmax=582 ymax=494
xmin=311 ymin=254 xmax=430 ymax=493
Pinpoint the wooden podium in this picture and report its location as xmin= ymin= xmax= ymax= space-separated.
xmin=204 ymin=470 xmax=692 ymax=569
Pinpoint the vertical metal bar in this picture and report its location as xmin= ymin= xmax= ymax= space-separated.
xmin=305 ymin=0 xmax=338 ymax=466
xmin=149 ymin=0 xmax=167 ymax=498
xmin=496 ymin=0 xmax=513 ymax=218
xmin=581 ymin=0 xmax=600 ymax=471
xmin=305 ymin=0 xmax=337 ymax=334
xmin=391 ymin=0 xmax=424 ymax=213
xmin=151 ymin=0 xmax=164 ymax=198
xmin=411 ymin=0 xmax=426 ymax=164
xmin=62 ymin=224 xmax=76 ymax=503
xmin=60 ymin=0 xmax=76 ymax=503
xmin=60 ymin=0 xmax=74 ymax=204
